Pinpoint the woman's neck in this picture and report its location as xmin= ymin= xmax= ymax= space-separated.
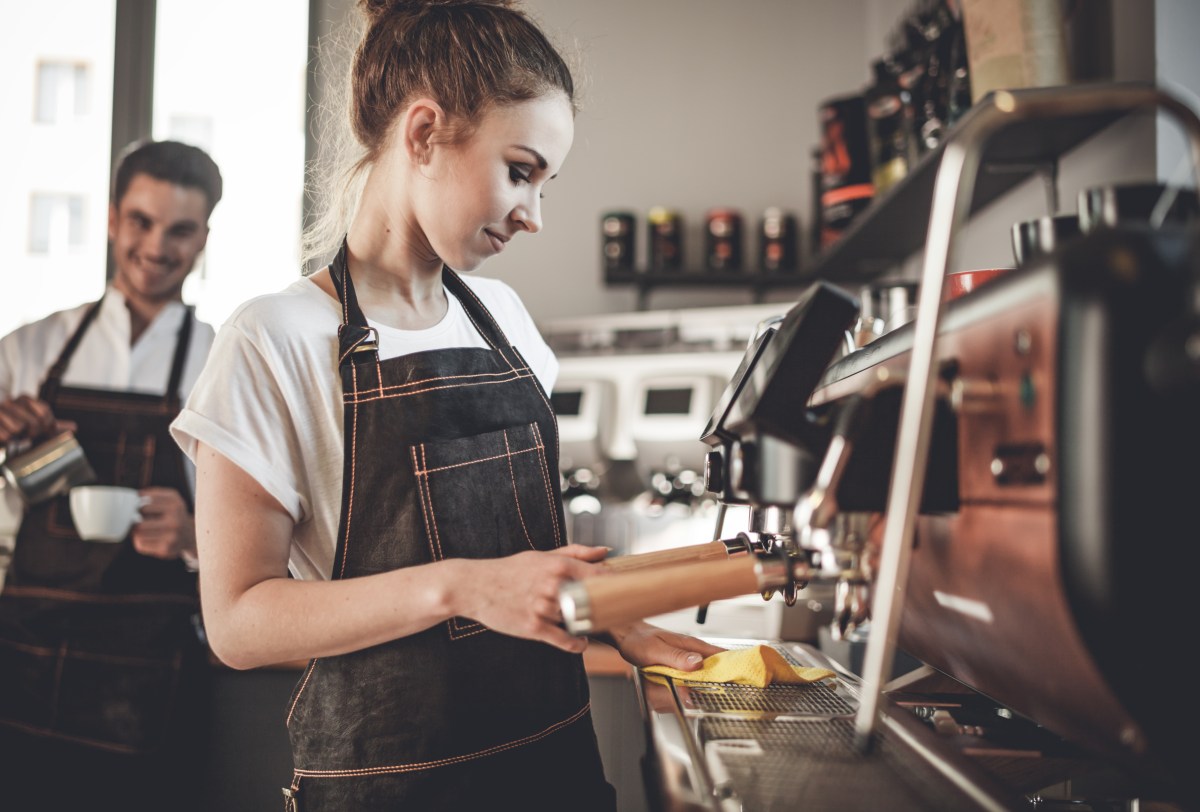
xmin=343 ymin=215 xmax=448 ymax=331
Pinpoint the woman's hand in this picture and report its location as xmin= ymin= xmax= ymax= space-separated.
xmin=454 ymin=544 xmax=608 ymax=654
xmin=605 ymin=621 xmax=726 ymax=671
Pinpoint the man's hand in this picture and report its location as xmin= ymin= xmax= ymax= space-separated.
xmin=131 ymin=487 xmax=196 ymax=560
xmin=606 ymin=621 xmax=726 ymax=671
xmin=0 ymin=395 xmax=62 ymax=445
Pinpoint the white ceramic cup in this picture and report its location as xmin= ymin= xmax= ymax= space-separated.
xmin=69 ymin=485 xmax=148 ymax=543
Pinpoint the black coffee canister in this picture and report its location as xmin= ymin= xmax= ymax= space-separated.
xmin=759 ymin=207 xmax=798 ymax=273
xmin=818 ymin=93 xmax=875 ymax=251
xmin=601 ymin=211 xmax=636 ymax=272
xmin=648 ymin=207 xmax=684 ymax=272
xmin=705 ymin=208 xmax=743 ymax=273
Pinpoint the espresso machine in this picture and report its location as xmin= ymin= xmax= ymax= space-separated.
xmin=558 ymin=85 xmax=1200 ymax=811
xmin=549 ymin=301 xmax=853 ymax=643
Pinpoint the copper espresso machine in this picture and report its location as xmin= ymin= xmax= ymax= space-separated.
xmin=558 ymin=85 xmax=1200 ymax=811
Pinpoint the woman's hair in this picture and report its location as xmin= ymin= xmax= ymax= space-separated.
xmin=302 ymin=0 xmax=577 ymax=269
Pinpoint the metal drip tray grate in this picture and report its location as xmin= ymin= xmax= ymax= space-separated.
xmin=684 ymin=681 xmax=855 ymax=715
xmin=637 ymin=642 xmax=1015 ymax=811
xmin=700 ymin=715 xmax=863 ymax=755
xmin=697 ymin=716 xmax=986 ymax=811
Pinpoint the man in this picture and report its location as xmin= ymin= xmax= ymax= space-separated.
xmin=0 ymin=139 xmax=222 ymax=811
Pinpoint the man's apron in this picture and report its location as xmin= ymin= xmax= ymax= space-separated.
xmin=283 ymin=244 xmax=614 ymax=810
xmin=0 ymin=296 xmax=205 ymax=757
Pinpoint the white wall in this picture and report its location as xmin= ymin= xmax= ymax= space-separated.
xmin=307 ymin=0 xmax=1197 ymax=320
xmin=309 ymin=0 xmax=910 ymax=321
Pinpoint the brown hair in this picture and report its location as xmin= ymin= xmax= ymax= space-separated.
xmin=113 ymin=139 xmax=223 ymax=217
xmin=302 ymin=0 xmax=577 ymax=268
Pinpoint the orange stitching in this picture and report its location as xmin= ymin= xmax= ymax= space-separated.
xmin=511 ymin=344 xmax=560 ymax=456
xmin=448 ymin=617 xmax=487 ymax=639
xmin=286 ymin=658 xmax=320 ymax=727
xmin=449 ymin=276 xmax=501 ymax=355
xmin=294 ymin=702 xmax=590 ymax=777
xmin=140 ymin=435 xmax=156 ymax=487
xmin=338 ymin=366 xmax=359 ymax=581
xmin=530 ymin=423 xmax=562 ymax=546
xmin=351 ymin=366 xmax=530 ymax=396
xmin=346 ymin=369 xmax=529 ymax=400
xmin=502 ymin=429 xmax=536 ymax=551
xmin=413 ymin=445 xmax=444 ymax=565
xmin=346 ymin=372 xmax=535 ymax=405
xmin=420 ymin=444 xmax=540 ymax=475
xmin=419 ymin=445 xmax=446 ymax=562
xmin=395 ymin=367 xmax=528 ymax=387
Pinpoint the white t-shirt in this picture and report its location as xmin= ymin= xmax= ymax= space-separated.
xmin=0 ymin=288 xmax=215 ymax=537
xmin=170 ymin=274 xmax=558 ymax=583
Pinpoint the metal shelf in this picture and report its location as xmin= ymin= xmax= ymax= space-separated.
xmin=604 ymin=268 xmax=808 ymax=310
xmin=601 ymin=83 xmax=1143 ymax=305
xmin=802 ymin=83 xmax=1142 ymax=285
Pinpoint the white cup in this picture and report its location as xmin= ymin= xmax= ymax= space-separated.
xmin=69 ymin=486 xmax=148 ymax=543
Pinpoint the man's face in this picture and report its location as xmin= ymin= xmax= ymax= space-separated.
xmin=108 ymin=174 xmax=210 ymax=306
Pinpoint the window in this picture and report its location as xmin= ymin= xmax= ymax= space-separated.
xmin=34 ymin=62 xmax=90 ymax=124
xmin=154 ymin=0 xmax=308 ymax=329
xmin=0 ymin=1 xmax=115 ymax=338
xmin=29 ymin=194 xmax=87 ymax=255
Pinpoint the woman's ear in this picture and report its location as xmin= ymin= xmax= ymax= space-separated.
xmin=400 ymin=98 xmax=444 ymax=165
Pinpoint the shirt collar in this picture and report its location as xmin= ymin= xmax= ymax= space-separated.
xmin=101 ymin=285 xmax=187 ymax=337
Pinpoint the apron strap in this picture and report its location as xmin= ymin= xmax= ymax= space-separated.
xmin=41 ymin=295 xmax=198 ymax=408
xmin=328 ymin=236 xmax=521 ymax=367
xmin=441 ymin=268 xmax=515 ymax=353
xmin=39 ymin=296 xmax=105 ymax=403
xmin=328 ymin=238 xmax=380 ymax=368
xmin=164 ymin=305 xmax=196 ymax=408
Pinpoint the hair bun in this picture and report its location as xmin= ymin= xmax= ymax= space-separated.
xmin=358 ymin=0 xmax=515 ymax=23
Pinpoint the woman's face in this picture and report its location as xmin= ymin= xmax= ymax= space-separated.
xmin=412 ymin=92 xmax=575 ymax=272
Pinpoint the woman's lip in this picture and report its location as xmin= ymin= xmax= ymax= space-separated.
xmin=485 ymin=230 xmax=508 ymax=253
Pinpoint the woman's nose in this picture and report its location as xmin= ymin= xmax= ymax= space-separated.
xmin=512 ymin=195 xmax=543 ymax=234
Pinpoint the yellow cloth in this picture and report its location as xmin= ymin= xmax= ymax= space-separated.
xmin=642 ymin=644 xmax=836 ymax=688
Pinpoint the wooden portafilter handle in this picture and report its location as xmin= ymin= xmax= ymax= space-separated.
xmin=559 ymin=554 xmax=796 ymax=635
xmin=600 ymin=538 xmax=747 ymax=573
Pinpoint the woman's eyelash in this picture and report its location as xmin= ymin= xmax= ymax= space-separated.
xmin=508 ymin=165 xmax=531 ymax=184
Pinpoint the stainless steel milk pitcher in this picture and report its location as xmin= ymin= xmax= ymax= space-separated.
xmin=0 ymin=431 xmax=97 ymax=504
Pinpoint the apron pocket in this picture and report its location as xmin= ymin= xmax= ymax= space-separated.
xmin=411 ymin=422 xmax=562 ymax=638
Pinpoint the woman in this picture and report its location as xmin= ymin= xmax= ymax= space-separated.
xmin=170 ymin=1 xmax=720 ymax=808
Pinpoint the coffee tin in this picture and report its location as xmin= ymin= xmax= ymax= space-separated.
xmin=818 ymin=93 xmax=875 ymax=251
xmin=758 ymin=207 xmax=798 ymax=273
xmin=648 ymin=207 xmax=683 ymax=272
xmin=705 ymin=208 xmax=743 ymax=273
xmin=601 ymin=211 xmax=636 ymax=272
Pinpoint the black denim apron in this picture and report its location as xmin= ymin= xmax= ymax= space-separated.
xmin=0 ymin=297 xmax=207 ymax=808
xmin=283 ymin=245 xmax=615 ymax=811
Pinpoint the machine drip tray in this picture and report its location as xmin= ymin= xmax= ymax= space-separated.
xmin=635 ymin=640 xmax=1191 ymax=812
